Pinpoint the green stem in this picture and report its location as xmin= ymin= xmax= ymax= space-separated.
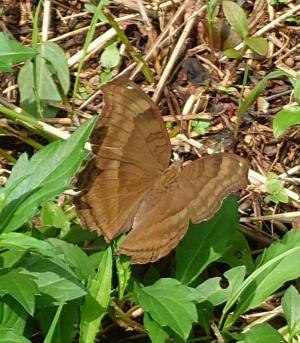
xmin=104 ymin=11 xmax=154 ymax=84
xmin=71 ymin=0 xmax=107 ymax=113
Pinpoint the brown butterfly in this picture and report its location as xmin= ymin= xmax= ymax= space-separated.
xmin=74 ymin=79 xmax=249 ymax=264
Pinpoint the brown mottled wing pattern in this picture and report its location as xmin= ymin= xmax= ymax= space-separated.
xmin=178 ymin=153 xmax=249 ymax=223
xmin=74 ymin=79 xmax=171 ymax=241
xmin=117 ymin=153 xmax=248 ymax=264
xmin=117 ymin=180 xmax=190 ymax=263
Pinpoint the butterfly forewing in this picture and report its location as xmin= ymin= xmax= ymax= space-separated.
xmin=75 ymin=79 xmax=171 ymax=241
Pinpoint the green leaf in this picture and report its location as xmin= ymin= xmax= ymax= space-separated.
xmin=0 ymin=297 xmax=28 ymax=334
xmin=282 ymin=285 xmax=300 ymax=338
xmin=273 ymin=106 xmax=300 ymax=138
xmin=239 ymin=323 xmax=283 ymax=343
xmin=222 ymin=1 xmax=249 ymax=39
xmin=48 ymin=238 xmax=95 ymax=282
xmin=191 ymin=120 xmax=210 ymax=135
xmin=100 ymin=70 xmax=113 ymax=83
xmin=23 ymin=258 xmax=87 ymax=305
xmin=192 ymin=266 xmax=246 ymax=306
xmin=0 ymin=233 xmax=92 ymax=287
xmin=41 ymin=202 xmax=70 ymax=231
xmin=144 ymin=312 xmax=170 ymax=343
xmin=36 ymin=301 xmax=80 ymax=343
xmin=265 ymin=172 xmax=288 ymax=204
xmin=134 ymin=278 xmax=197 ymax=340
xmin=100 ymin=42 xmax=121 ymax=69
xmin=18 ymin=41 xmax=69 ymax=117
xmin=18 ymin=61 xmax=36 ymax=115
xmin=293 ymin=78 xmax=300 ymax=104
xmin=0 ymin=325 xmax=31 ymax=343
xmin=0 ymin=116 xmax=97 ymax=233
xmin=0 ymin=62 xmax=13 ymax=72
xmin=84 ymin=2 xmax=109 ymax=22
xmin=0 ymin=33 xmax=37 ymax=65
xmin=220 ymin=231 xmax=255 ymax=273
xmin=80 ymin=247 xmax=113 ymax=343
xmin=244 ymin=36 xmax=268 ymax=55
xmin=116 ymin=256 xmax=131 ymax=300
xmin=41 ymin=41 xmax=70 ymax=94
xmin=223 ymin=230 xmax=300 ymax=328
xmin=176 ymin=196 xmax=239 ymax=284
xmin=237 ymin=70 xmax=289 ymax=118
xmin=217 ymin=85 xmax=238 ymax=94
xmin=206 ymin=0 xmax=219 ymax=21
xmin=35 ymin=52 xmax=62 ymax=116
xmin=0 ymin=270 xmax=38 ymax=315
xmin=223 ymin=48 xmax=242 ymax=59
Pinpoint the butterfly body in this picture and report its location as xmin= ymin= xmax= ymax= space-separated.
xmin=75 ymin=79 xmax=249 ymax=264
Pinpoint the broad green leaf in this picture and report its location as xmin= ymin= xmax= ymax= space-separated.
xmin=41 ymin=202 xmax=70 ymax=231
xmin=220 ymin=231 xmax=254 ymax=273
xmin=223 ymin=230 xmax=300 ymax=328
xmin=222 ymin=1 xmax=249 ymax=39
xmin=18 ymin=41 xmax=69 ymax=117
xmin=0 ymin=249 xmax=26 ymax=268
xmin=35 ymin=53 xmax=62 ymax=117
xmin=193 ymin=266 xmax=246 ymax=306
xmin=100 ymin=42 xmax=121 ymax=69
xmin=23 ymin=258 xmax=86 ymax=305
xmin=0 ymin=233 xmax=59 ymax=258
xmin=134 ymin=278 xmax=197 ymax=340
xmin=238 ymin=323 xmax=283 ymax=343
xmin=0 ymin=297 xmax=28 ymax=334
xmin=0 ymin=62 xmax=13 ymax=72
xmin=0 ymin=116 xmax=97 ymax=233
xmin=144 ymin=312 xmax=170 ymax=343
xmin=0 ymin=33 xmax=37 ymax=65
xmin=18 ymin=61 xmax=36 ymax=115
xmin=273 ymin=106 xmax=300 ymax=138
xmin=41 ymin=41 xmax=70 ymax=94
xmin=223 ymin=48 xmax=242 ymax=59
xmin=176 ymin=196 xmax=239 ymax=284
xmin=0 ymin=325 xmax=31 ymax=343
xmin=0 ymin=270 xmax=38 ymax=315
xmin=244 ymin=36 xmax=268 ymax=55
xmin=48 ymin=238 xmax=95 ymax=282
xmin=80 ymin=247 xmax=112 ymax=343
xmin=0 ymin=233 xmax=89 ymax=285
xmin=282 ymin=285 xmax=300 ymax=338
xmin=35 ymin=54 xmax=61 ymax=103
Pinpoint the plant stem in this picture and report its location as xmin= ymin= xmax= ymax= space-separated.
xmin=104 ymin=11 xmax=154 ymax=84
